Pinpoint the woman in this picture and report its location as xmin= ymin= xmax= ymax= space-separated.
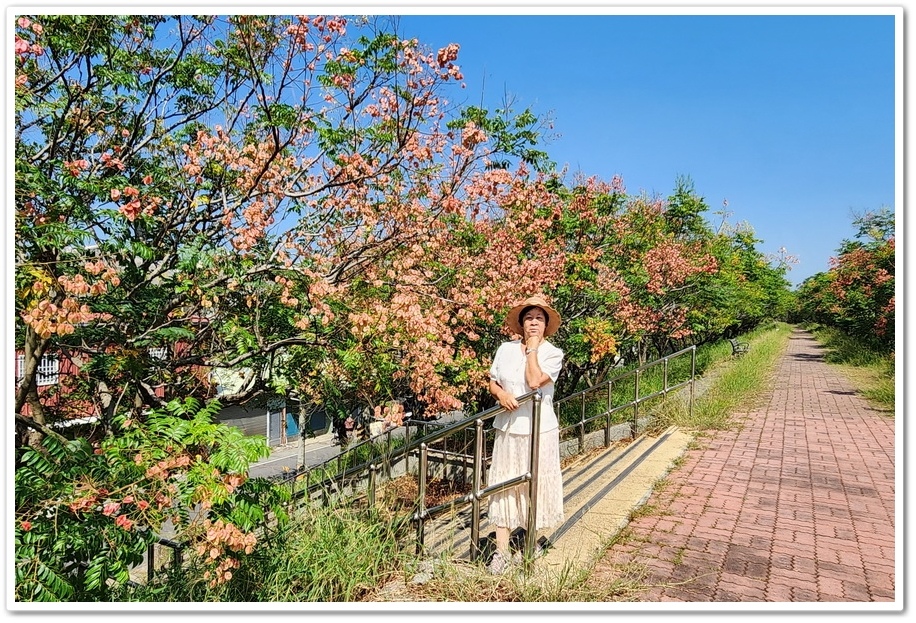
xmin=486 ymin=294 xmax=565 ymax=574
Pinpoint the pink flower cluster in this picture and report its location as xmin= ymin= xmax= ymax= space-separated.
xmin=643 ymin=242 xmax=717 ymax=295
xmin=111 ymin=185 xmax=159 ymax=221
xmin=100 ymin=152 xmax=126 ymax=171
xmin=22 ymin=297 xmax=112 ymax=339
xmin=374 ymin=403 xmax=406 ymax=430
xmin=144 ymin=453 xmax=192 ymax=480
xmin=64 ymin=159 xmax=90 ymax=176
xmin=15 ymin=17 xmax=45 ymax=87
xmin=195 ymin=519 xmax=257 ymax=587
xmin=15 ymin=18 xmax=44 ymax=58
xmin=286 ymin=15 xmax=348 ymax=52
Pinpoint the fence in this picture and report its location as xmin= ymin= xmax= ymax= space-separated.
xmin=137 ymin=345 xmax=696 ymax=579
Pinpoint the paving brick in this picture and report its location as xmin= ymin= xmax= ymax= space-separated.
xmin=592 ymin=328 xmax=896 ymax=605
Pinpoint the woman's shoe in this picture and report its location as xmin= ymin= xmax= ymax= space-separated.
xmin=511 ymin=542 xmax=546 ymax=565
xmin=487 ymin=551 xmax=510 ymax=575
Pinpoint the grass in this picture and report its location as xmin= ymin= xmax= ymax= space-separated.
xmin=365 ymin=549 xmax=651 ymax=602
xmin=115 ymin=503 xmax=411 ymax=602
xmin=804 ymin=324 xmax=895 ymax=411
xmin=650 ymin=322 xmax=792 ymax=431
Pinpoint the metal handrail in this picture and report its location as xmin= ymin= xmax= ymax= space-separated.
xmin=138 ymin=345 xmax=697 ymax=579
xmin=555 ymin=344 xmax=696 ymax=447
xmin=300 ymin=346 xmax=695 ymax=497
xmin=261 ymin=390 xmax=543 ymax=562
xmin=288 ymin=345 xmax=697 ymax=557
xmin=408 ymin=390 xmax=544 ymax=565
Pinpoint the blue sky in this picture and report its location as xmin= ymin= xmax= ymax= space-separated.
xmin=394 ymin=10 xmax=898 ymax=287
xmin=3 ymin=5 xmax=899 ymax=290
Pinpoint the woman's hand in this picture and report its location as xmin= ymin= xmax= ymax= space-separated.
xmin=523 ymin=335 xmax=550 ymax=389
xmin=497 ymin=390 xmax=519 ymax=412
xmin=490 ymin=379 xmax=519 ymax=411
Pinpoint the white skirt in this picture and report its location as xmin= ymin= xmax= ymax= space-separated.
xmin=487 ymin=429 xmax=564 ymax=531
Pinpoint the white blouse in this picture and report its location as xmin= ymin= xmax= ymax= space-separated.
xmin=489 ymin=339 xmax=563 ymax=434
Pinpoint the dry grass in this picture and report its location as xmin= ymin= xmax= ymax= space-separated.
xmin=379 ymin=474 xmax=472 ymax=512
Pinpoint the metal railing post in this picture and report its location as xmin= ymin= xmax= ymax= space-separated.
xmin=416 ymin=443 xmax=428 ymax=555
xmin=579 ymin=393 xmax=586 ymax=452
xmin=605 ymin=379 xmax=612 ymax=447
xmin=368 ymin=463 xmax=377 ymax=507
xmin=469 ymin=418 xmax=484 ymax=562
xmin=462 ymin=427 xmax=470 ymax=488
xmin=385 ymin=430 xmax=392 ymax=479
xmin=632 ymin=369 xmax=640 ymax=438
xmin=525 ymin=391 xmax=543 ymax=566
xmin=147 ymin=543 xmax=155 ymax=583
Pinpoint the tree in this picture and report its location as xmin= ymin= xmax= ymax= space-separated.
xmin=596 ymin=188 xmax=719 ymax=364
xmin=14 ymin=13 xmax=796 ymax=598
xmin=794 ymin=207 xmax=895 ymax=350
xmin=16 ymin=13 xmax=792 ymax=436
xmin=14 ymin=12 xmax=498 ymax=598
xmin=14 ymin=14 xmax=497 ymax=437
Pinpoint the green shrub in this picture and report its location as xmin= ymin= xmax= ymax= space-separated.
xmin=15 ymin=398 xmax=289 ymax=602
xmin=117 ymin=504 xmax=408 ymax=602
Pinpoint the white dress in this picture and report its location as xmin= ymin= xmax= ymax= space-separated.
xmin=487 ymin=340 xmax=565 ymax=531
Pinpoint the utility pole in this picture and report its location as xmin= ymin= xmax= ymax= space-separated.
xmin=297 ymin=397 xmax=308 ymax=470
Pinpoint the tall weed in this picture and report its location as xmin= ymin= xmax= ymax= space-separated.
xmin=653 ymin=323 xmax=792 ymax=430
xmin=806 ymin=324 xmax=895 ymax=410
xmin=116 ymin=504 xmax=409 ymax=602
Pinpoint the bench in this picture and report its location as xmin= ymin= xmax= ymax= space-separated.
xmin=729 ymin=338 xmax=749 ymax=356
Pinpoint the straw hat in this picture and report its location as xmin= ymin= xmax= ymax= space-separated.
xmin=506 ymin=295 xmax=562 ymax=337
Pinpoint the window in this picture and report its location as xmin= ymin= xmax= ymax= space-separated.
xmin=37 ymin=354 xmax=60 ymax=386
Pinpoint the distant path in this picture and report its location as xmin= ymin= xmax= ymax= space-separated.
xmin=594 ymin=327 xmax=896 ymax=603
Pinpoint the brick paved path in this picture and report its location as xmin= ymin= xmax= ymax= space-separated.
xmin=602 ymin=328 xmax=896 ymax=603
